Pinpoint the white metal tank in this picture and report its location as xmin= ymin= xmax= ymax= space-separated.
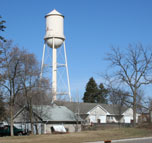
xmin=44 ymin=9 xmax=65 ymax=48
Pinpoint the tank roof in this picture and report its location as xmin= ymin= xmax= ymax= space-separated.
xmin=45 ymin=9 xmax=64 ymax=17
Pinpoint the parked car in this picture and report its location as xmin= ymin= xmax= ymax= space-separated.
xmin=0 ymin=125 xmax=26 ymax=136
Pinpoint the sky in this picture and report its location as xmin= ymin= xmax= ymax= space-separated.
xmin=1 ymin=0 xmax=152 ymax=101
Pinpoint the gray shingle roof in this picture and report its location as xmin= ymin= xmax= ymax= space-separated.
xmin=33 ymin=105 xmax=82 ymax=122
xmin=100 ymin=104 xmax=128 ymax=115
xmin=54 ymin=101 xmax=98 ymax=114
xmin=54 ymin=101 xmax=128 ymax=115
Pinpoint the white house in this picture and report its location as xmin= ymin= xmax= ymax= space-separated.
xmin=13 ymin=102 xmax=139 ymax=134
xmin=87 ymin=105 xmax=108 ymax=123
xmin=122 ymin=108 xmax=140 ymax=123
xmin=55 ymin=101 xmax=139 ymax=124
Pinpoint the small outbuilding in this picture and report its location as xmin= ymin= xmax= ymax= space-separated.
xmin=13 ymin=104 xmax=82 ymax=134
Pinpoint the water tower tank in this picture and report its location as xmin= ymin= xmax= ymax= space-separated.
xmin=44 ymin=9 xmax=65 ymax=48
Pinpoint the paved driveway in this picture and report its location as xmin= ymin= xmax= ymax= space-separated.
xmin=84 ymin=137 xmax=152 ymax=143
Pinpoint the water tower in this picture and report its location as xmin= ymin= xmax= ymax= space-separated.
xmin=40 ymin=9 xmax=71 ymax=102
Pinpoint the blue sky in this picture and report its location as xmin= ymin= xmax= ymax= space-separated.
xmin=1 ymin=0 xmax=152 ymax=100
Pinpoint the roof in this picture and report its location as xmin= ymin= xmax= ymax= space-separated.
xmin=45 ymin=9 xmax=63 ymax=17
xmin=100 ymin=104 xmax=128 ymax=115
xmin=55 ymin=101 xmax=128 ymax=115
xmin=54 ymin=101 xmax=98 ymax=114
xmin=32 ymin=105 xmax=82 ymax=122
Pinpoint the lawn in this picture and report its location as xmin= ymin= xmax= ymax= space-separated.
xmin=0 ymin=128 xmax=152 ymax=143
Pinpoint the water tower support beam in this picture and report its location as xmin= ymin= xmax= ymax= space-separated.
xmin=52 ymin=37 xmax=57 ymax=101
xmin=40 ymin=43 xmax=46 ymax=79
xmin=63 ymin=41 xmax=72 ymax=101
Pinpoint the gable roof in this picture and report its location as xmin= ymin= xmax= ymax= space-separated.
xmin=100 ymin=104 xmax=128 ymax=115
xmin=32 ymin=105 xmax=82 ymax=122
xmin=55 ymin=101 xmax=128 ymax=115
xmin=54 ymin=101 xmax=98 ymax=114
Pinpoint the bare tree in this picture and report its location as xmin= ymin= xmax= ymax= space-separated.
xmin=105 ymin=44 xmax=152 ymax=126
xmin=0 ymin=41 xmax=52 ymax=135
xmin=0 ymin=16 xmax=6 ymax=42
xmin=108 ymin=88 xmax=131 ymax=107
xmin=73 ymin=90 xmax=80 ymax=132
xmin=0 ymin=41 xmax=23 ymax=136
xmin=0 ymin=90 xmax=6 ymax=121
xmin=15 ymin=51 xmax=52 ymax=134
xmin=20 ymin=52 xmax=40 ymax=134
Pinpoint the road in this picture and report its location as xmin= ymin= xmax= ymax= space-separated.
xmin=112 ymin=137 xmax=152 ymax=143
xmin=84 ymin=137 xmax=152 ymax=143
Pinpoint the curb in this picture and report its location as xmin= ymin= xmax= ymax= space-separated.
xmin=83 ymin=136 xmax=152 ymax=143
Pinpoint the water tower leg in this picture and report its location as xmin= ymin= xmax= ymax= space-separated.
xmin=52 ymin=37 xmax=57 ymax=101
xmin=63 ymin=41 xmax=72 ymax=102
xmin=40 ymin=43 xmax=46 ymax=79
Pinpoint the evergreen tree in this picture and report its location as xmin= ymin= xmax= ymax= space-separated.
xmin=83 ymin=77 xmax=98 ymax=103
xmin=83 ymin=77 xmax=108 ymax=103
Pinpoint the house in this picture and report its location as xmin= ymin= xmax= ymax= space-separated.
xmin=55 ymin=101 xmax=139 ymax=124
xmin=138 ymin=113 xmax=150 ymax=123
xmin=13 ymin=104 xmax=82 ymax=134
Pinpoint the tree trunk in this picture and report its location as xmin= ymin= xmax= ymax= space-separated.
xmin=133 ymin=91 xmax=137 ymax=127
xmin=35 ymin=124 xmax=38 ymax=134
xmin=10 ymin=103 xmax=14 ymax=136
xmin=149 ymin=110 xmax=152 ymax=124
xmin=29 ymin=103 xmax=34 ymax=134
